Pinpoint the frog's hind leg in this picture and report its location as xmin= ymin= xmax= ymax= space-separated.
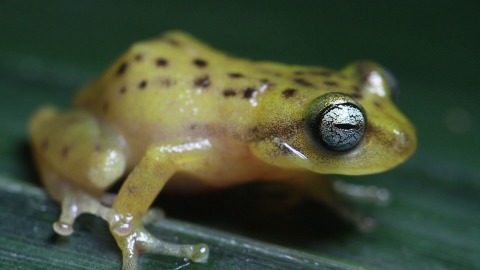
xmin=29 ymin=107 xmax=127 ymax=193
xmin=29 ymin=107 xmax=127 ymax=235
xmin=30 ymin=108 xmax=209 ymax=269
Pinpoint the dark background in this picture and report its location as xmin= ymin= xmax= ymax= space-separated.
xmin=0 ymin=1 xmax=479 ymax=269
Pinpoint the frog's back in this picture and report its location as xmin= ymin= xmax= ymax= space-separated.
xmin=75 ymin=31 xmax=361 ymax=155
xmin=76 ymin=32 xmax=266 ymax=144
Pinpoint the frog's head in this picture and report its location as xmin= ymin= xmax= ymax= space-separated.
xmin=251 ymin=61 xmax=416 ymax=175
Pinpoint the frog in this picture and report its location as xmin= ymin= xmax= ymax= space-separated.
xmin=28 ymin=31 xmax=416 ymax=269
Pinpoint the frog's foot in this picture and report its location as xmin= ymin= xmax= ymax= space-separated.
xmin=333 ymin=180 xmax=390 ymax=205
xmin=54 ymin=189 xmax=208 ymax=269
xmin=111 ymin=222 xmax=209 ymax=270
xmin=53 ymin=189 xmax=119 ymax=236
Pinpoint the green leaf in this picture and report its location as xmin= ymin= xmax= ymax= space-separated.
xmin=1 ymin=1 xmax=479 ymax=269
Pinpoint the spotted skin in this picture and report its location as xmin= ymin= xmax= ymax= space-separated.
xmin=29 ymin=31 xmax=416 ymax=269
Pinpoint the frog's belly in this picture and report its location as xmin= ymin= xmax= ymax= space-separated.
xmin=164 ymin=154 xmax=304 ymax=193
xmin=167 ymin=154 xmax=276 ymax=190
xmin=163 ymin=172 xmax=251 ymax=194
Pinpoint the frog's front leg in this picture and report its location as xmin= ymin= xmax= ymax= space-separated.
xmin=289 ymin=176 xmax=386 ymax=232
xmin=110 ymin=139 xmax=211 ymax=269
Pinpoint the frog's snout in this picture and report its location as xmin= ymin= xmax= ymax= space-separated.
xmin=391 ymin=126 xmax=417 ymax=161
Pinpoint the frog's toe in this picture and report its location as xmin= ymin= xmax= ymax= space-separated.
xmin=54 ymin=188 xmax=120 ymax=236
xmin=53 ymin=220 xmax=74 ymax=236
xmin=135 ymin=227 xmax=209 ymax=263
xmin=53 ymin=190 xmax=85 ymax=236
xmin=188 ymin=243 xmax=210 ymax=263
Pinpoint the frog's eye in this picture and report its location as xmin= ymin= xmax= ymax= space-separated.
xmin=307 ymin=93 xmax=366 ymax=152
xmin=319 ymin=103 xmax=365 ymax=151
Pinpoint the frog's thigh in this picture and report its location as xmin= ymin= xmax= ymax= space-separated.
xmin=29 ymin=107 xmax=128 ymax=236
xmin=29 ymin=106 xmax=127 ymax=195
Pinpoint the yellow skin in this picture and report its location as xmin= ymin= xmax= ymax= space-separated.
xmin=29 ymin=31 xmax=416 ymax=269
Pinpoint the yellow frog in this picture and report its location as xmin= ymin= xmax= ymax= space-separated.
xmin=29 ymin=31 xmax=416 ymax=269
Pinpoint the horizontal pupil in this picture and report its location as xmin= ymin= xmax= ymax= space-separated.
xmin=334 ymin=124 xmax=358 ymax=130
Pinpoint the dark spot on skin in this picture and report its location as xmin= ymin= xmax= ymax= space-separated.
xmin=249 ymin=126 xmax=259 ymax=134
xmin=155 ymin=58 xmax=168 ymax=67
xmin=116 ymin=62 xmax=128 ymax=76
xmin=374 ymin=101 xmax=381 ymax=108
xmin=324 ymin=81 xmax=338 ymax=86
xmin=159 ymin=77 xmax=173 ymax=88
xmin=163 ymin=37 xmax=180 ymax=47
xmin=41 ymin=140 xmax=49 ymax=150
xmin=293 ymin=78 xmax=314 ymax=87
xmin=61 ymin=146 xmax=69 ymax=158
xmin=102 ymin=101 xmax=109 ymax=112
xmin=127 ymin=184 xmax=136 ymax=195
xmin=223 ymin=89 xmax=236 ymax=97
xmin=351 ymin=85 xmax=361 ymax=92
xmin=243 ymin=87 xmax=256 ymax=99
xmin=282 ymin=88 xmax=297 ymax=98
xmin=189 ymin=124 xmax=197 ymax=130
xmin=119 ymin=86 xmax=127 ymax=94
xmin=194 ymin=75 xmax=210 ymax=88
xmin=293 ymin=71 xmax=305 ymax=75
xmin=259 ymin=78 xmax=276 ymax=88
xmin=310 ymin=70 xmax=333 ymax=76
xmin=193 ymin=58 xmax=208 ymax=68
xmin=94 ymin=144 xmax=101 ymax=152
xmin=134 ymin=54 xmax=143 ymax=61
xmin=228 ymin=72 xmax=244 ymax=78
xmin=259 ymin=69 xmax=282 ymax=77
xmin=138 ymin=80 xmax=148 ymax=89
xmin=260 ymin=78 xmax=269 ymax=83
